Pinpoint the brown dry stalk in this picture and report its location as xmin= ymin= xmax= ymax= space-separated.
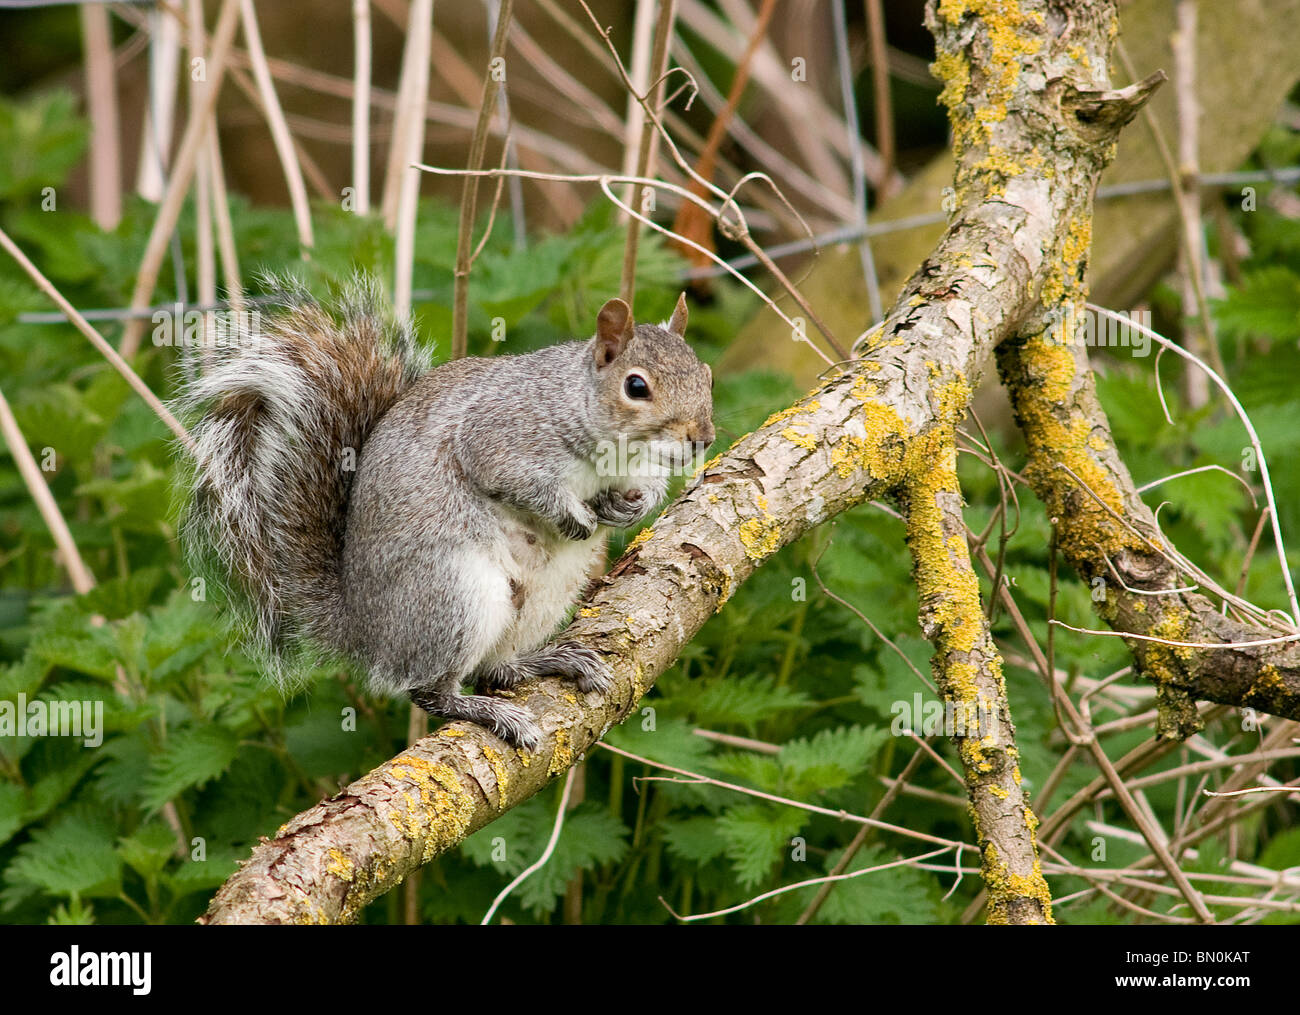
xmin=121 ymin=0 xmax=241 ymax=357
xmin=451 ymin=0 xmax=515 ymax=359
xmin=392 ymin=0 xmax=433 ymax=317
xmin=669 ymin=0 xmax=777 ymax=270
xmin=80 ymin=3 xmax=122 ymax=231
xmin=619 ymin=0 xmax=678 ymax=305
xmin=0 ymin=387 xmax=96 ymax=598
xmin=864 ymin=0 xmax=896 ymax=196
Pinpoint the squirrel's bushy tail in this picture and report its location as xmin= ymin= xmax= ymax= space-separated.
xmin=177 ymin=275 xmax=428 ymax=682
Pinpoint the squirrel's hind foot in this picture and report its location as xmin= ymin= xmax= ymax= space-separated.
xmin=475 ymin=641 xmax=612 ymax=696
xmin=549 ymin=642 xmax=613 ymax=694
xmin=410 ymin=686 xmax=542 ymax=751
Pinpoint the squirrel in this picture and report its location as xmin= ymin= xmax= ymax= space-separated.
xmin=178 ymin=276 xmax=714 ymax=750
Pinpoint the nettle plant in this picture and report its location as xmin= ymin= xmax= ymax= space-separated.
xmin=1 ymin=91 xmax=1298 ymax=924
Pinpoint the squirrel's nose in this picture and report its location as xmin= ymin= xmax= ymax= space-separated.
xmin=691 ymin=422 xmax=715 ymax=456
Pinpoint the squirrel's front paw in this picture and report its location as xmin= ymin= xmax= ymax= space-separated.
xmin=557 ymin=504 xmax=598 ymax=541
xmin=590 ymin=488 xmax=650 ymax=528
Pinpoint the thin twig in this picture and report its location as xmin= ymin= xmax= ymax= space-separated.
xmin=598 ymin=743 xmax=963 ymax=850
xmin=795 ymin=740 xmax=932 ymax=924
xmin=481 ymin=766 xmax=578 ymax=924
xmin=663 ymin=845 xmax=954 ymax=923
xmin=669 ymin=0 xmax=774 ymax=271
xmin=577 ymin=1 xmax=847 ymax=361
xmin=864 ymin=0 xmax=896 ymax=196
xmin=0 ymin=386 xmax=96 ymax=597
xmin=1089 ymin=304 xmax=1299 ymax=625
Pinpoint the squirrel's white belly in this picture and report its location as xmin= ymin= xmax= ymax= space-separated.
xmin=478 ymin=514 xmax=602 ymax=664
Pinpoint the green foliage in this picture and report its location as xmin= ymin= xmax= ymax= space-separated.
xmin=0 ymin=89 xmax=1296 ymax=927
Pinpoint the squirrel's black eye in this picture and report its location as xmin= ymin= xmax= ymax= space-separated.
xmin=624 ymin=374 xmax=651 ymax=400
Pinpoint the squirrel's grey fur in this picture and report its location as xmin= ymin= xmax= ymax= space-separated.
xmin=178 ymin=276 xmax=714 ymax=749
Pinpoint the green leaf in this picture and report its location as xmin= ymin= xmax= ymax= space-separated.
xmin=27 ymin=623 xmax=122 ymax=682
xmin=662 ymin=816 xmax=729 ymax=865
xmin=0 ymin=782 xmax=28 ymax=847
xmin=513 ymin=806 xmax=629 ymax=916
xmin=47 ymin=898 xmax=97 ymax=925
xmin=23 ymin=742 xmax=102 ymax=823
xmin=1214 ymin=266 xmax=1300 ymax=344
xmin=1257 ymin=828 xmax=1300 ymax=871
xmin=778 ymin=724 xmax=889 ymax=795
xmin=95 ymin=734 xmax=153 ymax=807
xmin=715 ymin=803 xmax=805 ymax=889
xmin=682 ymin=673 xmax=813 ymax=728
xmin=852 ymin=635 xmax=932 ymax=716
xmin=463 ymin=798 xmax=629 ymax=918
xmin=118 ymin=821 xmax=178 ymax=882
xmin=5 ymin=807 xmax=122 ymax=902
xmin=163 ymin=850 xmax=241 ymax=897
xmin=603 ymin=715 xmax=716 ymax=772
xmin=0 ymin=91 xmax=87 ymax=199
xmin=142 ymin=726 xmax=239 ymax=811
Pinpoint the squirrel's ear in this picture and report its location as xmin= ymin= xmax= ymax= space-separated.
xmin=667 ymin=292 xmax=689 ymax=337
xmin=595 ymin=298 xmax=634 ymax=368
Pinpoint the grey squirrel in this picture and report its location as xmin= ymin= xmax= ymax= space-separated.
xmin=179 ymin=277 xmax=714 ymax=750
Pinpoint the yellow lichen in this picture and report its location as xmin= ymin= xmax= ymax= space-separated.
xmin=692 ymin=452 xmax=723 ymax=478
xmin=859 ymin=326 xmax=887 ymax=352
xmin=780 ymin=425 xmax=817 ymax=451
xmin=738 ymin=513 xmax=781 ymax=561
xmin=830 ymin=403 xmax=910 ymax=481
xmin=384 ymin=755 xmax=477 ymax=865
xmin=481 ymin=745 xmax=509 ymax=811
xmin=549 ymin=728 xmax=573 ymax=776
xmin=1004 ymin=323 xmax=1136 ymax=565
xmin=932 ymin=0 xmax=1044 ymax=189
xmin=326 ymin=848 xmax=354 ymax=882
xmin=900 ymin=372 xmax=1054 ymax=925
xmin=762 ymin=400 xmax=821 ymax=429
xmin=626 ymin=528 xmax=653 ymax=552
